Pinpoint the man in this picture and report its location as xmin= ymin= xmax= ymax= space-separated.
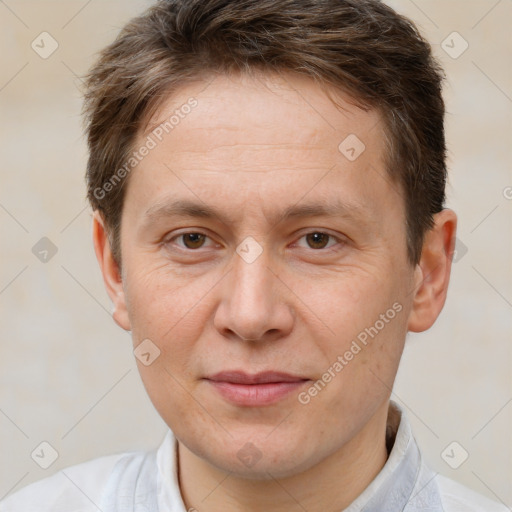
xmin=1 ymin=0 xmax=506 ymax=510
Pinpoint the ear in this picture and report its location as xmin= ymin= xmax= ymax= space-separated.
xmin=407 ymin=208 xmax=457 ymax=333
xmin=92 ymin=211 xmax=131 ymax=331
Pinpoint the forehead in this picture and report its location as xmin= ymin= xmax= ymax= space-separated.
xmin=125 ymin=72 xmax=401 ymax=229
xmin=142 ymin=71 xmax=384 ymax=161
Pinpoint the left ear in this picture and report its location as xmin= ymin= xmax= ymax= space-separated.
xmin=407 ymin=208 xmax=457 ymax=333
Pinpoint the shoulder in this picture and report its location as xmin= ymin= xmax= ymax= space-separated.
xmin=436 ymin=474 xmax=509 ymax=512
xmin=0 ymin=451 xmax=139 ymax=512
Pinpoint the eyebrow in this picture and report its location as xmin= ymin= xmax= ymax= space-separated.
xmin=142 ymin=197 xmax=369 ymax=228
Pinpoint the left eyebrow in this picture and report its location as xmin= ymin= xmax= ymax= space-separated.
xmin=142 ymin=197 xmax=370 ymax=228
xmin=278 ymin=200 xmax=368 ymax=224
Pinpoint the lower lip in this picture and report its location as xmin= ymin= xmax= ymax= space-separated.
xmin=206 ymin=380 xmax=309 ymax=406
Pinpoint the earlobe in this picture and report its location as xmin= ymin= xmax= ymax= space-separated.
xmin=407 ymin=209 xmax=457 ymax=333
xmin=92 ymin=211 xmax=131 ymax=331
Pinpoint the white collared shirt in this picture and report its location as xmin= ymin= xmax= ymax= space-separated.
xmin=1 ymin=401 xmax=507 ymax=511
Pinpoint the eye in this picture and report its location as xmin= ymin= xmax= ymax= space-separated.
xmin=167 ymin=232 xmax=214 ymax=250
xmin=295 ymin=231 xmax=343 ymax=251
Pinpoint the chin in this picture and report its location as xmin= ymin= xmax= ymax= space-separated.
xmin=197 ymin=432 xmax=322 ymax=480
xmin=214 ymin=452 xmax=314 ymax=481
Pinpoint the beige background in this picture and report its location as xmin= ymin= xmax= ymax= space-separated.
xmin=1 ymin=0 xmax=511 ymax=506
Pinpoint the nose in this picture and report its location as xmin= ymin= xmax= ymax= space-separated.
xmin=213 ymin=243 xmax=294 ymax=343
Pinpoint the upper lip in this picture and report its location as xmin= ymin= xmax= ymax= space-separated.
xmin=206 ymin=371 xmax=308 ymax=384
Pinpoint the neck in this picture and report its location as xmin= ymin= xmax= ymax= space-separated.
xmin=177 ymin=402 xmax=390 ymax=512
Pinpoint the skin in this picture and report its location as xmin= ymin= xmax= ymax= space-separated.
xmin=93 ymin=71 xmax=457 ymax=512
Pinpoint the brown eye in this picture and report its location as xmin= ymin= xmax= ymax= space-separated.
xmin=305 ymin=232 xmax=331 ymax=249
xmin=180 ymin=233 xmax=207 ymax=249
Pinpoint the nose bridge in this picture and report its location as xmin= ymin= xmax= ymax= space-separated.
xmin=231 ymin=240 xmax=275 ymax=316
xmin=214 ymin=238 xmax=293 ymax=342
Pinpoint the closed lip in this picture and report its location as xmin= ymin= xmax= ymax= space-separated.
xmin=205 ymin=371 xmax=309 ymax=384
xmin=204 ymin=370 xmax=310 ymax=406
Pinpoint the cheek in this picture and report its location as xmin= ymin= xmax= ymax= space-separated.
xmin=304 ymin=271 xmax=407 ymax=388
xmin=126 ymin=269 xmax=208 ymax=396
xmin=124 ymin=260 xmax=208 ymax=339
xmin=135 ymin=358 xmax=205 ymax=436
xmin=298 ymin=269 xmax=393 ymax=338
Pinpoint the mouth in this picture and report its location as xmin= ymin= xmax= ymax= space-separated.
xmin=204 ymin=371 xmax=310 ymax=406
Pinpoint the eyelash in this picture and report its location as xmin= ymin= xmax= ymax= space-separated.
xmin=164 ymin=230 xmax=345 ymax=253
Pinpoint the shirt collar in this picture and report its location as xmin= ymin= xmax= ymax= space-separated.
xmin=344 ymin=400 xmax=444 ymax=511
xmin=156 ymin=400 xmax=444 ymax=511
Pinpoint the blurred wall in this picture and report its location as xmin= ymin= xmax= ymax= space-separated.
xmin=1 ymin=0 xmax=511 ymax=506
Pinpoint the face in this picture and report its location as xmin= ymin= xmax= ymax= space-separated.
xmin=96 ymin=72 xmax=436 ymax=479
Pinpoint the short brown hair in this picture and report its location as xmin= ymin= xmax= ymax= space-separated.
xmin=83 ymin=0 xmax=447 ymax=266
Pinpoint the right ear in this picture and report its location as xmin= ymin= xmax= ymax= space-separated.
xmin=92 ymin=211 xmax=131 ymax=331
